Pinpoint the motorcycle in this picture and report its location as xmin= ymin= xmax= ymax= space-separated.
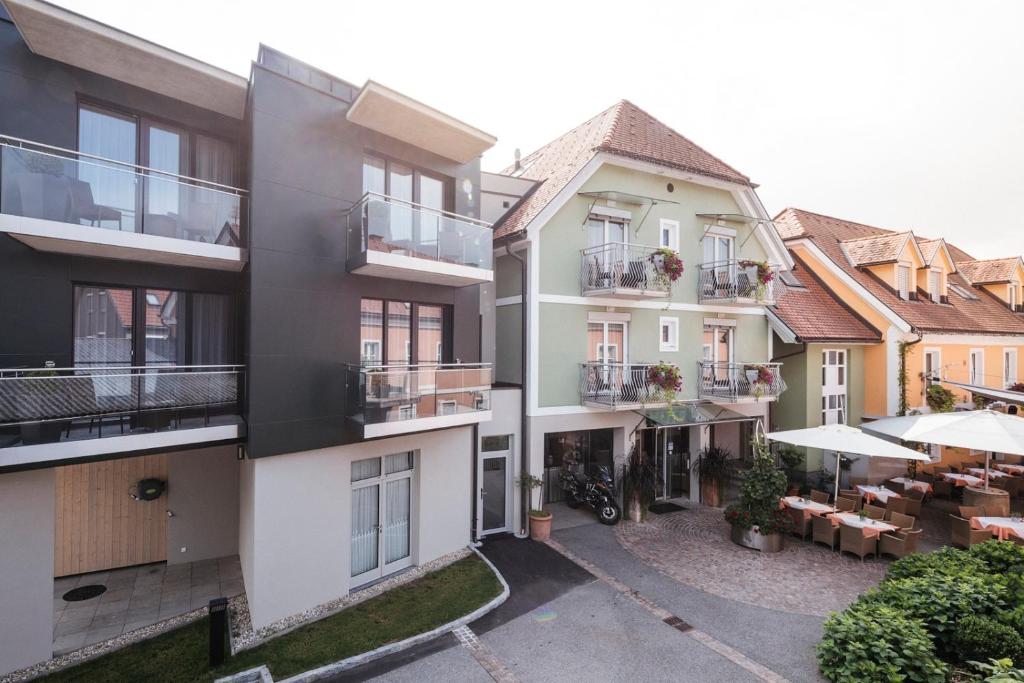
xmin=559 ymin=466 xmax=621 ymax=525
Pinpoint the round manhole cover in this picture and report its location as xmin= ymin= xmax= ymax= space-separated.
xmin=63 ymin=584 xmax=107 ymax=602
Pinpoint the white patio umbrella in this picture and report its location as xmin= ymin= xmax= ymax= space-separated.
xmin=766 ymin=424 xmax=929 ymax=504
xmin=863 ymin=409 xmax=1024 ymax=490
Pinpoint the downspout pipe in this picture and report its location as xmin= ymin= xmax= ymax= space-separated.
xmin=505 ymin=241 xmax=530 ymax=538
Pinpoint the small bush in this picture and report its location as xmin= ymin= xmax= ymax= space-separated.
xmin=863 ymin=574 xmax=1004 ymax=656
xmin=969 ymin=540 xmax=1024 ymax=576
xmin=886 ymin=545 xmax=988 ymax=582
xmin=955 ymin=616 xmax=1024 ymax=667
xmin=817 ymin=603 xmax=948 ymax=683
xmin=998 ymin=606 xmax=1024 ymax=639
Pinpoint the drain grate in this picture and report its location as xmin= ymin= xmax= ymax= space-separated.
xmin=663 ymin=615 xmax=694 ymax=633
xmin=63 ymin=584 xmax=107 ymax=602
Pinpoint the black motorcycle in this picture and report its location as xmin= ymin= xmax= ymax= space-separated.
xmin=559 ymin=466 xmax=621 ymax=525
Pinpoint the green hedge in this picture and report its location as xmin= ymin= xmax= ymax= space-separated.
xmin=955 ymin=616 xmax=1024 ymax=666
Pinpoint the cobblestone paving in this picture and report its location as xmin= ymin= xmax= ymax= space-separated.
xmin=615 ymin=506 xmax=887 ymax=617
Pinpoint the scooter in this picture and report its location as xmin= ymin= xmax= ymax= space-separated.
xmin=559 ymin=466 xmax=621 ymax=525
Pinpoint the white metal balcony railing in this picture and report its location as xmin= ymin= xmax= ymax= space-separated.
xmin=697 ymin=361 xmax=786 ymax=401
xmin=580 ymin=243 xmax=670 ymax=297
xmin=0 ymin=135 xmax=246 ymax=246
xmin=579 ymin=362 xmax=666 ymax=409
xmin=698 ymin=260 xmax=781 ymax=303
xmin=346 ymin=192 xmax=493 ymax=272
xmin=0 ymin=365 xmax=244 ymax=446
xmin=347 ymin=362 xmax=492 ymax=427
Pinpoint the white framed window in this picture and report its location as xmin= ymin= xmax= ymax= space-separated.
xmin=1004 ymin=348 xmax=1018 ymax=388
xmin=587 ymin=321 xmax=627 ymax=364
xmin=702 ymin=324 xmax=733 ymax=364
xmin=659 ymin=316 xmax=679 ymax=352
xmin=929 ymin=269 xmax=941 ymax=302
xmin=362 ymin=340 xmax=382 ymax=364
xmin=897 ymin=264 xmax=911 ymax=300
xmin=969 ymin=349 xmax=984 ymax=386
xmin=586 ymin=216 xmax=628 ymax=247
xmin=350 ymin=452 xmax=416 ymax=586
xmin=1011 ymin=285 xmax=1019 ymax=310
xmin=821 ymin=349 xmax=847 ymax=425
xmin=923 ymin=348 xmax=941 ymax=387
xmin=439 ymin=400 xmax=457 ymax=415
xmin=659 ymin=219 xmax=680 ymax=252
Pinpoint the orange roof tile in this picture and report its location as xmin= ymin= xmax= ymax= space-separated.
xmin=956 ymin=258 xmax=1022 ymax=284
xmin=840 ymin=232 xmax=914 ymax=266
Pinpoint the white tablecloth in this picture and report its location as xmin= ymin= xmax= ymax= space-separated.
xmin=890 ymin=477 xmax=932 ymax=494
xmin=941 ymin=472 xmax=983 ymax=486
xmin=782 ymin=497 xmax=835 ymax=514
xmin=995 ymin=463 xmax=1024 ymax=475
xmin=855 ymin=484 xmax=901 ymax=504
xmin=967 ymin=467 xmax=1010 ymax=479
xmin=974 ymin=517 xmax=1024 ymax=540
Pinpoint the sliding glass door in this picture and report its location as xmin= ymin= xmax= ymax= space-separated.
xmin=351 ymin=453 xmax=415 ymax=587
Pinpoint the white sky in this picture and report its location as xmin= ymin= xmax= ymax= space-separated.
xmin=52 ymin=0 xmax=1024 ymax=259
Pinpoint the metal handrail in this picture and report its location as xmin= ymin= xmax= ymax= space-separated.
xmin=344 ymin=191 xmax=492 ymax=228
xmin=0 ymin=134 xmax=248 ymax=196
xmin=346 ymin=362 xmax=491 ymax=370
xmin=1 ymin=364 xmax=244 ymax=373
xmin=697 ymin=361 xmax=786 ymax=399
xmin=580 ymin=241 xmax=661 ymax=254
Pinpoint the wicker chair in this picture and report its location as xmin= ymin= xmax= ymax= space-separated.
xmin=838 ymin=492 xmax=863 ymax=512
xmin=950 ymin=515 xmax=992 ymax=548
xmin=1012 ymin=535 xmax=1024 ymax=547
xmin=1002 ymin=477 xmax=1024 ymax=498
xmin=933 ymin=479 xmax=954 ymax=498
xmin=812 ymin=514 xmax=839 ymax=551
xmin=983 ymin=505 xmax=1005 ymax=517
xmin=787 ymin=507 xmax=811 ymax=541
xmin=879 ymin=529 xmax=922 ymax=558
xmin=903 ymin=496 xmax=922 ymax=517
xmin=810 ymin=490 xmax=831 ymax=505
xmin=959 ymin=505 xmax=983 ymax=519
xmin=835 ymin=497 xmax=856 ymax=512
xmin=839 ymin=523 xmax=877 ymax=561
xmin=885 ymin=478 xmax=906 ymax=493
xmin=886 ymin=497 xmax=910 ymax=515
xmin=848 ymin=477 xmax=868 ymax=487
xmin=840 ymin=488 xmax=859 ymax=497
xmin=887 ymin=511 xmax=916 ymax=531
xmin=863 ymin=504 xmax=886 ymax=520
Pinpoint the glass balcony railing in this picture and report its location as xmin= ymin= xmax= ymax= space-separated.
xmin=579 ymin=362 xmax=666 ymax=409
xmin=0 ymin=135 xmax=246 ymax=247
xmin=698 ymin=260 xmax=781 ymax=304
xmin=580 ymin=243 xmax=671 ymax=297
xmin=0 ymin=365 xmax=245 ymax=447
xmin=345 ymin=192 xmax=492 ymax=273
xmin=697 ymin=361 xmax=786 ymax=401
xmin=346 ymin=363 xmax=492 ymax=432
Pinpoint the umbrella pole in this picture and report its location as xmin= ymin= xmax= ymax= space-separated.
xmin=986 ymin=451 xmax=991 ymax=491
xmin=834 ymin=452 xmax=842 ymax=504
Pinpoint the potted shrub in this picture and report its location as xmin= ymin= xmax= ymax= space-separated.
xmin=694 ymin=445 xmax=731 ymax=508
xmin=517 ymin=472 xmax=551 ymax=541
xmin=724 ymin=436 xmax=790 ymax=552
xmin=623 ymin=444 xmax=658 ymax=522
xmin=648 ymin=247 xmax=685 ymax=291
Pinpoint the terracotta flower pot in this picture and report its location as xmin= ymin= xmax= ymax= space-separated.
xmin=529 ymin=511 xmax=552 ymax=541
xmin=702 ymin=480 xmax=722 ymax=508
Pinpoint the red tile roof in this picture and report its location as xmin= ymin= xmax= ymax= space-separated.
xmin=956 ymin=257 xmax=1022 ymax=284
xmin=840 ymin=232 xmax=914 ymax=266
xmin=775 ymin=208 xmax=1024 ymax=335
xmin=493 ymin=100 xmax=751 ymax=239
xmin=770 ymin=252 xmax=882 ymax=343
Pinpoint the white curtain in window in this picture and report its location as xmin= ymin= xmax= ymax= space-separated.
xmin=192 ymin=293 xmax=232 ymax=364
xmin=351 ymin=457 xmax=382 ymax=482
xmin=350 ymin=484 xmax=379 ymax=577
xmin=385 ymin=452 xmax=414 ymax=474
xmin=384 ymin=478 xmax=411 ymax=564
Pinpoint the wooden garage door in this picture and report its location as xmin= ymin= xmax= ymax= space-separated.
xmin=54 ymin=455 xmax=168 ymax=577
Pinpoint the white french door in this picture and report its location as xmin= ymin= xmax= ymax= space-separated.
xmin=351 ymin=453 xmax=415 ymax=587
xmin=821 ymin=349 xmax=847 ymax=425
xmin=478 ymin=435 xmax=512 ymax=537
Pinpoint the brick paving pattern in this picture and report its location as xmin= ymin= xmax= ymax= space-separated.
xmin=614 ymin=506 xmax=887 ymax=617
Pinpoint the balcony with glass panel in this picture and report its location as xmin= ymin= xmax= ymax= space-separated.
xmin=580 ymin=243 xmax=671 ymax=298
xmin=0 ymin=365 xmax=245 ymax=469
xmin=0 ymin=135 xmax=247 ymax=270
xmin=697 ymin=260 xmax=781 ymax=305
xmin=345 ymin=193 xmax=493 ymax=287
xmin=696 ymin=361 xmax=786 ymax=403
xmin=346 ymin=363 xmax=492 ymax=438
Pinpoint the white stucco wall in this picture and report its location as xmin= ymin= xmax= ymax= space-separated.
xmin=479 ymin=387 xmax=523 ymax=534
xmin=166 ymin=445 xmax=239 ymax=565
xmin=0 ymin=469 xmax=55 ymax=676
xmin=240 ymin=427 xmax=473 ymax=628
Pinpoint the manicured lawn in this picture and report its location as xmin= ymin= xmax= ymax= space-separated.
xmin=40 ymin=554 xmax=501 ymax=683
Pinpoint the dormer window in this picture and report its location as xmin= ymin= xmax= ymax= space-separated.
xmin=897 ymin=264 xmax=911 ymax=300
xmin=929 ymin=269 xmax=941 ymax=303
xmin=1011 ymin=285 xmax=1018 ymax=311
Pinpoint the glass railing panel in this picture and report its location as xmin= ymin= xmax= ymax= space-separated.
xmin=348 ymin=363 xmax=492 ymax=427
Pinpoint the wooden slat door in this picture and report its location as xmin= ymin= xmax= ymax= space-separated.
xmin=54 ymin=455 xmax=168 ymax=577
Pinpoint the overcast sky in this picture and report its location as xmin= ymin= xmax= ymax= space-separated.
xmin=53 ymin=0 xmax=1024 ymax=259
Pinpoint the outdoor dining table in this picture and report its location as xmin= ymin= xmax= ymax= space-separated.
xmin=781 ymin=496 xmax=836 ymax=521
xmin=890 ymin=477 xmax=933 ymax=494
xmin=855 ymin=484 xmax=901 ymax=504
xmin=830 ymin=512 xmax=900 ymax=539
xmin=941 ymin=472 xmax=983 ymax=487
xmin=967 ymin=467 xmax=1010 ymax=479
xmin=971 ymin=516 xmax=1024 ymax=541
xmin=994 ymin=463 xmax=1024 ymax=476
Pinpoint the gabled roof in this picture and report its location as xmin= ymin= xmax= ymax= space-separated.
xmin=956 ymin=257 xmax=1024 ymax=285
xmin=776 ymin=208 xmax=1024 ymax=335
xmin=840 ymin=231 xmax=919 ymax=267
xmin=493 ymin=100 xmax=751 ymax=239
xmin=770 ymin=252 xmax=882 ymax=343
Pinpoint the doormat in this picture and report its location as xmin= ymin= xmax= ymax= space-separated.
xmin=648 ymin=502 xmax=686 ymax=514
xmin=63 ymin=584 xmax=107 ymax=602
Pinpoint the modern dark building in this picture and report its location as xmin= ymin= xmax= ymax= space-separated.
xmin=0 ymin=0 xmax=499 ymax=674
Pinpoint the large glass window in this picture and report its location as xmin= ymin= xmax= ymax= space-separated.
xmin=543 ymin=429 xmax=614 ymax=503
xmin=417 ymin=305 xmax=444 ymax=365
xmin=360 ymin=298 xmax=448 ymax=365
xmin=73 ymin=286 xmax=133 ymax=367
xmin=78 ymin=105 xmax=139 ymax=231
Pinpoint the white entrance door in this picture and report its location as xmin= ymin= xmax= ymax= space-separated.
xmin=821 ymin=349 xmax=847 ymax=426
xmin=479 ymin=435 xmax=512 ymax=536
xmin=351 ymin=453 xmax=415 ymax=587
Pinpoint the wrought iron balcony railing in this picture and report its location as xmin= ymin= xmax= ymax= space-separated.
xmin=579 ymin=362 xmax=667 ymax=410
xmin=697 ymin=361 xmax=785 ymax=401
xmin=580 ymin=243 xmax=671 ymax=297
xmin=345 ymin=192 xmax=492 ymax=273
xmin=697 ymin=260 xmax=781 ymax=304
xmin=346 ymin=363 xmax=492 ymax=431
xmin=0 ymin=135 xmax=246 ymax=247
xmin=0 ymin=365 xmax=244 ymax=446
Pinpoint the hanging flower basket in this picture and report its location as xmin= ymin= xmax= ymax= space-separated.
xmin=649 ymin=248 xmax=684 ymax=291
xmin=646 ymin=362 xmax=682 ymax=406
xmin=743 ymin=364 xmax=775 ymax=400
xmin=738 ymin=259 xmax=774 ymax=301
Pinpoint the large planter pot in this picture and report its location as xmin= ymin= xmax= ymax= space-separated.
xmin=964 ymin=486 xmax=1010 ymax=516
xmin=627 ymin=497 xmax=646 ymax=523
xmin=702 ymin=480 xmax=722 ymax=508
xmin=529 ymin=512 xmax=552 ymax=542
xmin=730 ymin=525 xmax=783 ymax=553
